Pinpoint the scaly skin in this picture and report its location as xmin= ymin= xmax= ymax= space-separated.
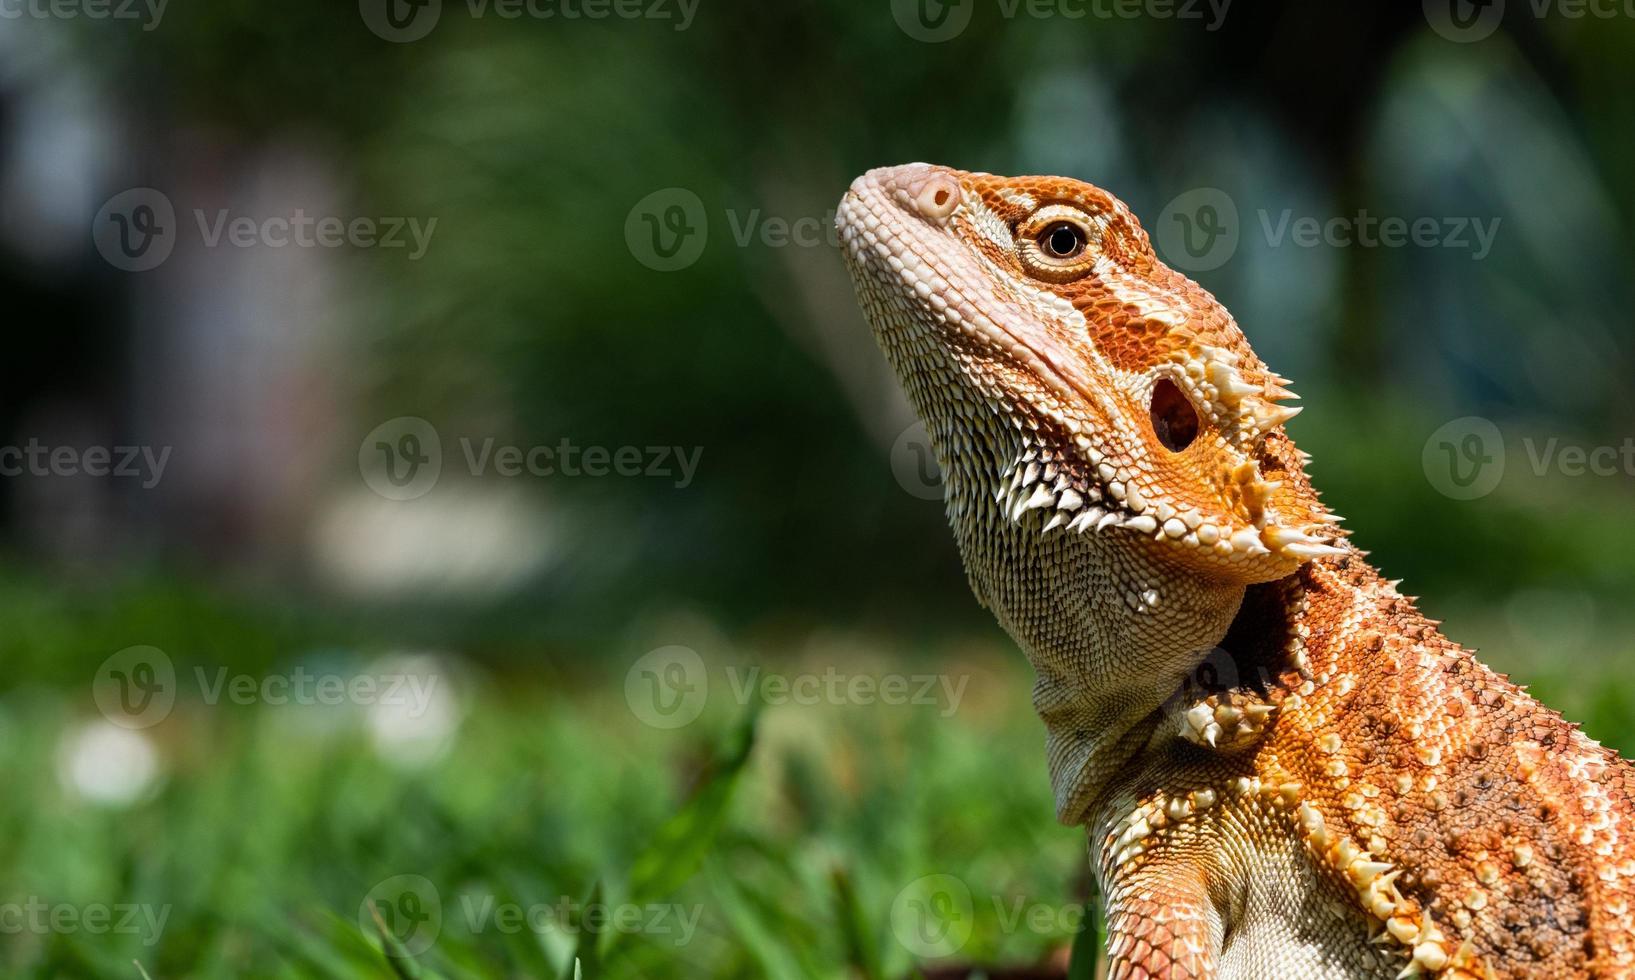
xmin=836 ymin=163 xmax=1635 ymax=978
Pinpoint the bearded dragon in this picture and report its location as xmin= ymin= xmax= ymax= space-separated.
xmin=837 ymin=164 xmax=1635 ymax=978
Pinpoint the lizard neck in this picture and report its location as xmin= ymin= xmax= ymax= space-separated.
xmin=938 ymin=419 xmax=1247 ymax=825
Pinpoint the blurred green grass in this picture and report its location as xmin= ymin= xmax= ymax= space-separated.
xmin=0 ymin=571 xmax=1099 ymax=979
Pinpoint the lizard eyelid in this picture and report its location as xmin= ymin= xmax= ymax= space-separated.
xmin=1017 ymin=205 xmax=1099 ymax=282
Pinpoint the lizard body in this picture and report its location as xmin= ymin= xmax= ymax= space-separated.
xmin=836 ymin=163 xmax=1635 ymax=978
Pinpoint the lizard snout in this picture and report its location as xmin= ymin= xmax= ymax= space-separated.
xmin=853 ymin=164 xmax=964 ymax=226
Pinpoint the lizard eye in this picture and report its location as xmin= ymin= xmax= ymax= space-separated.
xmin=1040 ymin=222 xmax=1084 ymax=259
xmin=1017 ymin=205 xmax=1098 ymax=282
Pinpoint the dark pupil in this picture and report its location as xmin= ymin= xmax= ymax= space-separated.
xmin=1046 ymin=225 xmax=1080 ymax=257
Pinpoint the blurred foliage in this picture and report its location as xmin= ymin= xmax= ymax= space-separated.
xmin=0 ymin=574 xmax=1093 ymax=979
xmin=23 ymin=0 xmax=1635 ymax=626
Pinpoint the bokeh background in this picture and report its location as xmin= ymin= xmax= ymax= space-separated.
xmin=2 ymin=1 xmax=1634 ymax=977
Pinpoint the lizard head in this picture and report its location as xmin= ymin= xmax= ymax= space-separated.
xmin=838 ymin=163 xmax=1343 ymax=586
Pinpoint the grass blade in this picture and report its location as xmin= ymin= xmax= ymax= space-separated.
xmin=626 ymin=702 xmax=760 ymax=908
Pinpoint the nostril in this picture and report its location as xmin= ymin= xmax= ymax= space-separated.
xmin=914 ymin=176 xmax=962 ymax=223
xmin=1150 ymin=379 xmax=1201 ymax=452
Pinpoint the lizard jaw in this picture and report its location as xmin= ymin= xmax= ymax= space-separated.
xmin=993 ymin=434 xmax=1345 ymax=565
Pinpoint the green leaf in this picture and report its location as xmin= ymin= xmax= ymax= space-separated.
xmin=367 ymin=900 xmax=424 ymax=980
xmin=1066 ymin=900 xmax=1100 ymax=980
xmin=706 ymin=863 xmax=812 ymax=980
xmin=830 ymin=864 xmax=881 ymax=980
xmin=625 ymin=703 xmax=760 ymax=909
xmin=563 ymin=880 xmax=603 ymax=980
